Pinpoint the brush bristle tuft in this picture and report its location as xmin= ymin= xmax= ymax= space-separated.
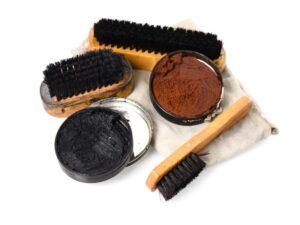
xmin=94 ymin=19 xmax=222 ymax=60
xmin=157 ymin=153 xmax=206 ymax=200
xmin=43 ymin=50 xmax=126 ymax=101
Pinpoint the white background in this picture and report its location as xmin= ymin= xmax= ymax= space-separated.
xmin=0 ymin=0 xmax=299 ymax=224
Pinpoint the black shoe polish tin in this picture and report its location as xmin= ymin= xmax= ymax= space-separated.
xmin=55 ymin=107 xmax=133 ymax=183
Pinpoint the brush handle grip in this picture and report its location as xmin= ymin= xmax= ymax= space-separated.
xmin=146 ymin=96 xmax=253 ymax=191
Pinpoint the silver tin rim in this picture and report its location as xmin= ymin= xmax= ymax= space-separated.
xmin=90 ymin=97 xmax=153 ymax=166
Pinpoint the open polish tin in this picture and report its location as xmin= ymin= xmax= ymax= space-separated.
xmin=91 ymin=97 xmax=153 ymax=166
xmin=55 ymin=98 xmax=153 ymax=183
xmin=149 ymin=50 xmax=224 ymax=125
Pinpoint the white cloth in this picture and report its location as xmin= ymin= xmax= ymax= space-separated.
xmin=73 ymin=20 xmax=277 ymax=166
xmin=129 ymin=20 xmax=277 ymax=165
xmin=129 ymin=68 xmax=277 ymax=166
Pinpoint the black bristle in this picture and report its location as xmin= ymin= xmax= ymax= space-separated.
xmin=94 ymin=19 xmax=222 ymax=60
xmin=43 ymin=50 xmax=126 ymax=101
xmin=157 ymin=153 xmax=206 ymax=200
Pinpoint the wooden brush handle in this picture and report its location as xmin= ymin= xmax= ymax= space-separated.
xmin=146 ymin=96 xmax=253 ymax=191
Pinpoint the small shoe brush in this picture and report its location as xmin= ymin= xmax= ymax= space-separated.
xmin=41 ymin=49 xmax=134 ymax=117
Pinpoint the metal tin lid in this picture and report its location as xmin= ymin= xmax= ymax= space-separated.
xmin=91 ymin=98 xmax=153 ymax=165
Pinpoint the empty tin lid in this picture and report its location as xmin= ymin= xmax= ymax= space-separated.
xmin=91 ymin=97 xmax=153 ymax=165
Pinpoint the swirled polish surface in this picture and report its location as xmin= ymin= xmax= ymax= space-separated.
xmin=55 ymin=108 xmax=132 ymax=176
xmin=152 ymin=53 xmax=222 ymax=119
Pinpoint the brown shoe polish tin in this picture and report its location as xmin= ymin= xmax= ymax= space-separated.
xmin=149 ymin=50 xmax=224 ymax=125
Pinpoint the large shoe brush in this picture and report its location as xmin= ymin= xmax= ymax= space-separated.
xmin=88 ymin=19 xmax=226 ymax=72
xmin=41 ymin=49 xmax=134 ymax=117
xmin=146 ymin=96 xmax=253 ymax=200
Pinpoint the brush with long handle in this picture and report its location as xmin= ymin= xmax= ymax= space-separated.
xmin=146 ymin=96 xmax=253 ymax=200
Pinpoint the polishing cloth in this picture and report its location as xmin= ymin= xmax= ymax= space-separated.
xmin=129 ymin=67 xmax=277 ymax=165
xmin=73 ymin=20 xmax=277 ymax=166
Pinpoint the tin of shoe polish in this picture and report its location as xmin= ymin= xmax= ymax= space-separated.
xmin=149 ymin=50 xmax=224 ymax=125
xmin=91 ymin=97 xmax=153 ymax=165
xmin=55 ymin=107 xmax=133 ymax=182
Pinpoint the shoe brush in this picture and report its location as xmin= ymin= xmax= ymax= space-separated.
xmin=41 ymin=49 xmax=134 ymax=117
xmin=88 ymin=18 xmax=226 ymax=72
